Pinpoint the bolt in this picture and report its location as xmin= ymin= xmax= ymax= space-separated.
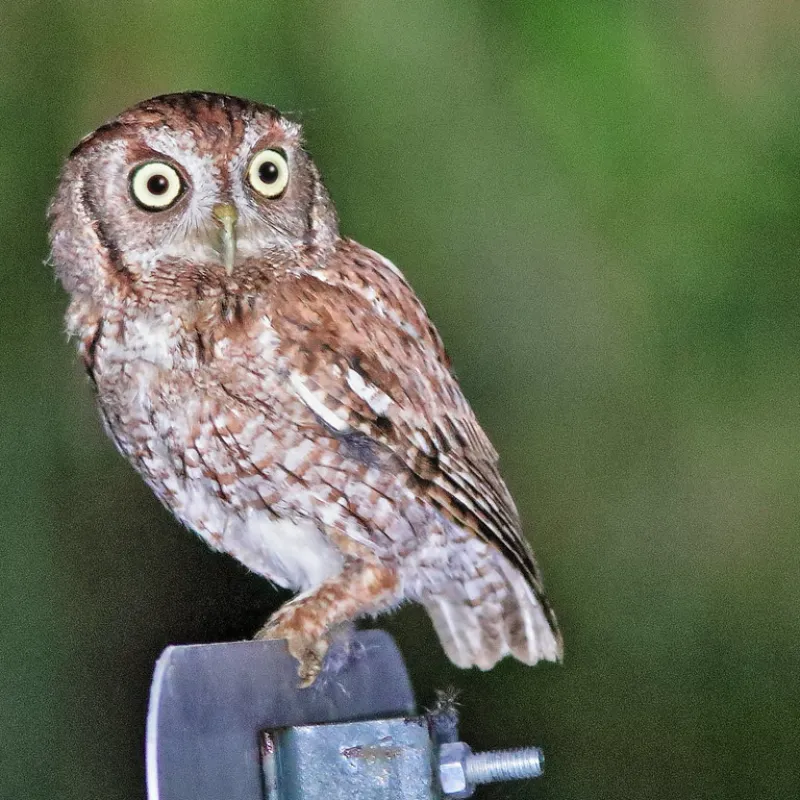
xmin=465 ymin=746 xmax=544 ymax=784
xmin=438 ymin=741 xmax=544 ymax=798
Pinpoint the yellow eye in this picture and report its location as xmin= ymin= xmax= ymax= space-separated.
xmin=247 ymin=149 xmax=289 ymax=198
xmin=130 ymin=162 xmax=184 ymax=210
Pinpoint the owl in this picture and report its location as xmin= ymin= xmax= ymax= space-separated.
xmin=48 ymin=92 xmax=562 ymax=686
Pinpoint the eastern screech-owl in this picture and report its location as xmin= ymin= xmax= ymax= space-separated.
xmin=49 ymin=92 xmax=562 ymax=685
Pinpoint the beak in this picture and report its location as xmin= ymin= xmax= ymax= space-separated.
xmin=212 ymin=203 xmax=238 ymax=275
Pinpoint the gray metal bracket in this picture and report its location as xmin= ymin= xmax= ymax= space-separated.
xmin=145 ymin=631 xmax=545 ymax=800
xmin=146 ymin=631 xmax=415 ymax=800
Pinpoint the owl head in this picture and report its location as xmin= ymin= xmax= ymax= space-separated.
xmin=49 ymin=92 xmax=339 ymax=300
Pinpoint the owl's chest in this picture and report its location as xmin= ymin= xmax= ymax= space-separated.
xmin=86 ymin=312 xmax=345 ymax=592
xmin=89 ymin=310 xmax=280 ymax=470
xmin=92 ymin=313 xmax=201 ymax=434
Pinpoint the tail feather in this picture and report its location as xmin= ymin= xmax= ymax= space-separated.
xmin=423 ymin=557 xmax=562 ymax=670
xmin=498 ymin=556 xmax=563 ymax=664
xmin=425 ymin=594 xmax=506 ymax=669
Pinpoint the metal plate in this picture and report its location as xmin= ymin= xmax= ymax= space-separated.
xmin=146 ymin=631 xmax=416 ymax=800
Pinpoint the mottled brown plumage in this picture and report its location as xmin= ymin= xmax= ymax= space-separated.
xmin=49 ymin=92 xmax=562 ymax=685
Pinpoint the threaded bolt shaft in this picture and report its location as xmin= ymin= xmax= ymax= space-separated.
xmin=464 ymin=747 xmax=544 ymax=785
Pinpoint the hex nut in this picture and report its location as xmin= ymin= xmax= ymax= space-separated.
xmin=438 ymin=742 xmax=473 ymax=798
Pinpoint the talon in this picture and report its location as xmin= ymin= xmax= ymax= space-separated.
xmin=292 ymin=637 xmax=329 ymax=688
xmin=254 ymin=614 xmax=331 ymax=687
xmin=297 ymin=656 xmax=322 ymax=688
xmin=251 ymin=563 xmax=399 ymax=688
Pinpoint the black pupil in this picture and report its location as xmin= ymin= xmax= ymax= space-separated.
xmin=259 ymin=160 xmax=279 ymax=184
xmin=147 ymin=174 xmax=170 ymax=195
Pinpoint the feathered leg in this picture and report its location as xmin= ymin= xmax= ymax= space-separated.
xmin=255 ymin=559 xmax=400 ymax=686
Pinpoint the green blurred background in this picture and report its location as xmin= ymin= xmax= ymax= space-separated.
xmin=2 ymin=1 xmax=799 ymax=797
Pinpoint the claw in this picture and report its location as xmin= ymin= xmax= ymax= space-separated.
xmin=293 ymin=638 xmax=329 ymax=688
xmin=255 ymin=617 xmax=331 ymax=688
xmin=252 ymin=562 xmax=400 ymax=688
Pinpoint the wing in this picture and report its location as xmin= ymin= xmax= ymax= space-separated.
xmin=268 ymin=239 xmax=559 ymax=635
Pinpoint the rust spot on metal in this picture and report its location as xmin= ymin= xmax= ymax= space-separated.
xmin=340 ymin=743 xmax=403 ymax=761
xmin=261 ymin=732 xmax=275 ymax=757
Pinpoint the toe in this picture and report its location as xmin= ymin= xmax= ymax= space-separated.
xmin=295 ymin=640 xmax=328 ymax=688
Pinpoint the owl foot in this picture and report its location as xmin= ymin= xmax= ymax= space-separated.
xmin=254 ymin=560 xmax=401 ymax=688
xmin=255 ymin=612 xmax=331 ymax=688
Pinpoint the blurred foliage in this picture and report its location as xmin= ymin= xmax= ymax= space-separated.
xmin=2 ymin=1 xmax=799 ymax=798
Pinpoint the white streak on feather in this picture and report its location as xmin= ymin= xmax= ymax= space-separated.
xmin=346 ymin=368 xmax=393 ymax=416
xmin=289 ymin=373 xmax=351 ymax=432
